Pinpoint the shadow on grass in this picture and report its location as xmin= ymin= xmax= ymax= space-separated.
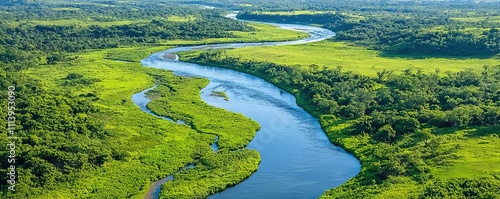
xmin=433 ymin=125 xmax=500 ymax=137
xmin=464 ymin=125 xmax=500 ymax=138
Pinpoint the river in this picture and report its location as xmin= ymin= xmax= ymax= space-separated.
xmin=136 ymin=12 xmax=361 ymax=199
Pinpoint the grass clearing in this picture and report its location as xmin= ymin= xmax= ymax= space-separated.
xmin=104 ymin=45 xmax=172 ymax=62
xmin=10 ymin=19 xmax=146 ymax=27
xmin=160 ymin=22 xmax=309 ymax=45
xmin=425 ymin=26 xmax=500 ymax=36
xmin=222 ymin=41 xmax=500 ymax=76
xmin=452 ymin=16 xmax=500 ymax=23
xmin=255 ymin=11 xmax=336 ymax=15
xmin=238 ymin=4 xmax=254 ymax=7
xmin=432 ymin=127 xmax=500 ymax=179
xmin=51 ymin=7 xmax=81 ymax=11
xmin=24 ymin=49 xmax=201 ymax=198
xmin=167 ymin=15 xmax=196 ymax=22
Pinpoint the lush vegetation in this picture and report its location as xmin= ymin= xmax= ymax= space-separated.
xmin=2 ymin=0 xmax=500 ymax=198
xmin=146 ymin=71 xmax=259 ymax=150
xmin=210 ymin=91 xmax=229 ymax=101
xmin=160 ymin=150 xmax=260 ymax=199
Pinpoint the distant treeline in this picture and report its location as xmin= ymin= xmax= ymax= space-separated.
xmin=238 ymin=8 xmax=500 ymax=56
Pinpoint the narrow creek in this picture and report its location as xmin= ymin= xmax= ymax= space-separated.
xmin=136 ymin=12 xmax=361 ymax=199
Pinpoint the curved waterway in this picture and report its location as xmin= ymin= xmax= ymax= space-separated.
xmin=136 ymin=12 xmax=361 ymax=199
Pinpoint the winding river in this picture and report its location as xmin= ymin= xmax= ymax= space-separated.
xmin=136 ymin=12 xmax=361 ymax=199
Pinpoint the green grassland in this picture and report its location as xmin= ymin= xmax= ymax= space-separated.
xmin=8 ymin=15 xmax=192 ymax=28
xmin=160 ymin=150 xmax=260 ymax=198
xmin=452 ymin=16 xmax=500 ymax=23
xmin=5 ymin=1 xmax=500 ymax=197
xmin=11 ymin=18 xmax=146 ymax=27
xmin=431 ymin=127 xmax=500 ymax=179
xmin=237 ymin=4 xmax=254 ymax=7
xmin=167 ymin=15 xmax=197 ymax=22
xmin=146 ymin=71 xmax=260 ymax=150
xmin=51 ymin=7 xmax=82 ymax=11
xmin=425 ymin=26 xmax=500 ymax=36
xmin=219 ymin=41 xmax=500 ymax=76
xmin=159 ymin=22 xmax=309 ymax=46
xmin=321 ymin=119 xmax=500 ymax=198
xmin=256 ymin=10 xmax=336 ymax=15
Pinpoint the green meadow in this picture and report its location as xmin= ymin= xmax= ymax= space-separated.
xmin=222 ymin=41 xmax=500 ymax=76
xmin=146 ymin=72 xmax=260 ymax=150
xmin=256 ymin=10 xmax=336 ymax=15
xmin=167 ymin=15 xmax=197 ymax=22
xmin=431 ymin=127 xmax=500 ymax=179
xmin=51 ymin=7 xmax=81 ymax=11
xmin=451 ymin=16 xmax=500 ymax=23
xmin=159 ymin=22 xmax=309 ymax=46
xmin=11 ymin=19 xmax=147 ymax=27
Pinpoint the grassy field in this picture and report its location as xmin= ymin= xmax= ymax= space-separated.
xmin=167 ymin=15 xmax=197 ymax=22
xmin=11 ymin=18 xmax=146 ymax=27
xmin=252 ymin=11 xmax=365 ymax=21
xmin=431 ymin=126 xmax=500 ymax=179
xmin=146 ymin=72 xmax=260 ymax=150
xmin=425 ymin=25 xmax=500 ymax=36
xmin=452 ymin=16 xmax=500 ymax=23
xmin=159 ymin=22 xmax=309 ymax=46
xmin=256 ymin=10 xmax=336 ymax=15
xmin=51 ymin=7 xmax=81 ymax=11
xmin=221 ymin=41 xmax=500 ymax=76
xmin=24 ymin=49 xmax=200 ymax=198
